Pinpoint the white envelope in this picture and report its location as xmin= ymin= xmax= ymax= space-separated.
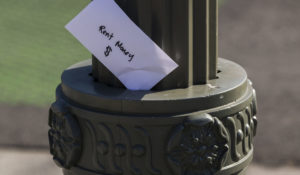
xmin=66 ymin=0 xmax=178 ymax=90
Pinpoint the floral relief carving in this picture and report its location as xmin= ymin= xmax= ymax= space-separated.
xmin=167 ymin=114 xmax=229 ymax=175
xmin=48 ymin=101 xmax=82 ymax=169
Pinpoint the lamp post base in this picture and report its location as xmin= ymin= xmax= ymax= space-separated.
xmin=48 ymin=58 xmax=257 ymax=175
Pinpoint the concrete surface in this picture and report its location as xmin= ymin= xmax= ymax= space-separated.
xmin=0 ymin=149 xmax=61 ymax=175
xmin=0 ymin=149 xmax=299 ymax=175
xmin=219 ymin=0 xmax=300 ymax=165
xmin=247 ymin=165 xmax=300 ymax=175
xmin=0 ymin=105 xmax=49 ymax=147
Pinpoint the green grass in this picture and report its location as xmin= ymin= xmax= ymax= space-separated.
xmin=0 ymin=0 xmax=227 ymax=107
xmin=0 ymin=0 xmax=90 ymax=106
xmin=219 ymin=0 xmax=226 ymax=6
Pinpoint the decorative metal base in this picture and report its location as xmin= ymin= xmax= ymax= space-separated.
xmin=49 ymin=58 xmax=257 ymax=175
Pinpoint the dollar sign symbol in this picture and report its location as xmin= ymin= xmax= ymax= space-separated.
xmin=104 ymin=46 xmax=112 ymax=57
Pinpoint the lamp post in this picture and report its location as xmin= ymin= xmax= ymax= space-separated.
xmin=48 ymin=0 xmax=258 ymax=175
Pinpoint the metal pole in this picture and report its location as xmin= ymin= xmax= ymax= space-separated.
xmin=49 ymin=1 xmax=258 ymax=175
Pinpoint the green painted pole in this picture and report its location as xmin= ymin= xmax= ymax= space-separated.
xmin=48 ymin=1 xmax=258 ymax=175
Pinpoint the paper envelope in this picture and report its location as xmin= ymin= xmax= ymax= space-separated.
xmin=66 ymin=0 xmax=178 ymax=90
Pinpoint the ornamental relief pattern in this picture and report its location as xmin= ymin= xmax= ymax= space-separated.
xmin=167 ymin=114 xmax=229 ymax=175
xmin=48 ymin=102 xmax=82 ymax=169
xmin=48 ymin=93 xmax=257 ymax=175
xmin=166 ymin=95 xmax=257 ymax=175
xmin=224 ymin=97 xmax=258 ymax=162
xmin=85 ymin=121 xmax=161 ymax=175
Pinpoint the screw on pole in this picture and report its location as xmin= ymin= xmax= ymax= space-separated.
xmin=92 ymin=0 xmax=218 ymax=89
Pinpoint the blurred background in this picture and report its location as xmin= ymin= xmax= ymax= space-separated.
xmin=0 ymin=0 xmax=299 ymax=174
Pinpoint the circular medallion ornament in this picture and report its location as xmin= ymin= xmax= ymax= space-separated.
xmin=48 ymin=101 xmax=82 ymax=169
xmin=167 ymin=114 xmax=229 ymax=175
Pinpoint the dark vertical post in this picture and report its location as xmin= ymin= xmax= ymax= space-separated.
xmin=154 ymin=0 xmax=190 ymax=89
xmin=209 ymin=0 xmax=218 ymax=79
xmin=193 ymin=0 xmax=209 ymax=84
xmin=193 ymin=0 xmax=218 ymax=84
